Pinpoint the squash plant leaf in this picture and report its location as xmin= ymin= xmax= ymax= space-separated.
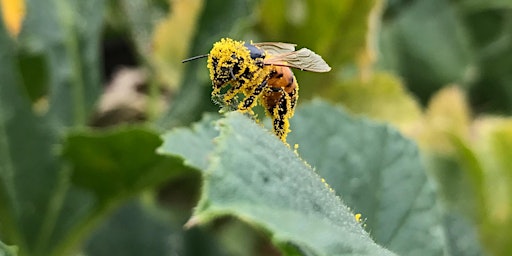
xmin=288 ymin=101 xmax=448 ymax=256
xmin=62 ymin=126 xmax=191 ymax=203
xmin=159 ymin=111 xmax=396 ymax=255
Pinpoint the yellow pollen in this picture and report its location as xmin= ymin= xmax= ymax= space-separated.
xmin=355 ymin=213 xmax=362 ymax=223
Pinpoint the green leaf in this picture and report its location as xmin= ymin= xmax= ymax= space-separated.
xmin=62 ymin=126 xmax=189 ymax=203
xmin=425 ymin=154 xmax=484 ymax=221
xmin=53 ymin=127 xmax=194 ymax=255
xmin=84 ymin=200 xmax=176 ymax=256
xmin=16 ymin=52 xmax=49 ymax=103
xmin=287 ymin=101 xmax=448 ymax=256
xmin=0 ymin=240 xmax=18 ymax=256
xmin=0 ymin=7 xmax=66 ymax=254
xmin=442 ymin=212 xmax=484 ymax=256
xmin=468 ymin=11 xmax=512 ymax=113
xmin=160 ymin=112 xmax=396 ymax=255
xmin=0 ymin=19 xmax=92 ymax=256
xmin=460 ymin=0 xmax=512 ymax=10
xmin=84 ymin=198 xmax=234 ymax=256
xmin=379 ymin=0 xmax=475 ymax=103
xmin=158 ymin=0 xmax=259 ymax=128
xmin=19 ymin=0 xmax=105 ymax=127
xmin=158 ymin=113 xmax=220 ymax=171
xmin=472 ymin=118 xmax=512 ymax=255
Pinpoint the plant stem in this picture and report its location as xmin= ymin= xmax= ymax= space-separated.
xmin=33 ymin=165 xmax=71 ymax=255
xmin=55 ymin=0 xmax=86 ymax=127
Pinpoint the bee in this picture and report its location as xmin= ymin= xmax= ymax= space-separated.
xmin=182 ymin=38 xmax=331 ymax=143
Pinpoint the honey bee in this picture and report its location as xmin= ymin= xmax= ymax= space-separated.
xmin=182 ymin=38 xmax=331 ymax=142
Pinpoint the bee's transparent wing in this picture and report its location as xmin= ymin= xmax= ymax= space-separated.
xmin=263 ymin=48 xmax=331 ymax=72
xmin=253 ymin=42 xmax=297 ymax=55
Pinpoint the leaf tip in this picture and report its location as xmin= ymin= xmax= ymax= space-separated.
xmin=183 ymin=215 xmax=202 ymax=229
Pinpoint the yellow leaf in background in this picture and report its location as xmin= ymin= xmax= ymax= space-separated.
xmin=417 ymin=86 xmax=471 ymax=154
xmin=1 ymin=0 xmax=25 ymax=37
xmin=473 ymin=118 xmax=512 ymax=217
xmin=357 ymin=0 xmax=384 ymax=82
xmin=471 ymin=117 xmax=512 ymax=254
xmin=152 ymin=0 xmax=203 ymax=89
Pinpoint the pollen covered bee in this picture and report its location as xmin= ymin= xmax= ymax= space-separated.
xmin=182 ymin=38 xmax=331 ymax=142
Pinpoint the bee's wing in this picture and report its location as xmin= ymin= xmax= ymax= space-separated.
xmin=263 ymin=48 xmax=331 ymax=72
xmin=253 ymin=42 xmax=297 ymax=55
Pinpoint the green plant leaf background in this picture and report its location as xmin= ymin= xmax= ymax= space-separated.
xmin=2 ymin=0 xmax=512 ymax=255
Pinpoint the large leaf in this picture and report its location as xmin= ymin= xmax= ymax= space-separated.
xmin=62 ymin=126 xmax=190 ymax=203
xmin=159 ymin=112 xmax=396 ymax=255
xmin=287 ymin=101 xmax=448 ymax=255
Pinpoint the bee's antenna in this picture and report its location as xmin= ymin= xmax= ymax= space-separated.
xmin=181 ymin=54 xmax=209 ymax=63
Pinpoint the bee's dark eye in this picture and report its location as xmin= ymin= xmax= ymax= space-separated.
xmin=244 ymin=43 xmax=265 ymax=59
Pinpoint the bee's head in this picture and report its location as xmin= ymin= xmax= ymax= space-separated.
xmin=207 ymin=38 xmax=259 ymax=90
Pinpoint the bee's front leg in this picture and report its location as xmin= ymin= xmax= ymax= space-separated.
xmin=238 ymin=79 xmax=268 ymax=112
xmin=222 ymin=80 xmax=244 ymax=106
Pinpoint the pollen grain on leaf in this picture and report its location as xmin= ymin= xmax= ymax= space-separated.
xmin=355 ymin=213 xmax=362 ymax=223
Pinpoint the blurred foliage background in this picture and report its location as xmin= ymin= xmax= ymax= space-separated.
xmin=1 ymin=0 xmax=512 ymax=255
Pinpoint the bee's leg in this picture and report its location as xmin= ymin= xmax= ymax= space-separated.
xmin=222 ymin=66 xmax=241 ymax=100
xmin=267 ymin=89 xmax=293 ymax=143
xmin=229 ymin=67 xmax=236 ymax=80
xmin=238 ymin=79 xmax=267 ymax=112
xmin=222 ymin=80 xmax=244 ymax=105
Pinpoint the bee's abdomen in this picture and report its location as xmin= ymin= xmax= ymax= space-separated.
xmin=267 ymin=67 xmax=296 ymax=93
